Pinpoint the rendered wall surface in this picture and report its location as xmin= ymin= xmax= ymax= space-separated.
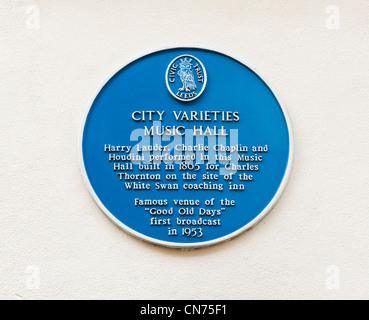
xmin=1 ymin=0 xmax=368 ymax=299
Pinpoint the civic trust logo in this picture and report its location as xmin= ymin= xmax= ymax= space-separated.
xmin=166 ymin=54 xmax=207 ymax=102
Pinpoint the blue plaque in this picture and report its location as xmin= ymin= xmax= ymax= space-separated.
xmin=80 ymin=48 xmax=293 ymax=248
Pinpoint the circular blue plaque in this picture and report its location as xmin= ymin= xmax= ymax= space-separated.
xmin=80 ymin=48 xmax=293 ymax=249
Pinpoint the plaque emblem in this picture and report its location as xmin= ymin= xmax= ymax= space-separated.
xmin=166 ymin=55 xmax=207 ymax=102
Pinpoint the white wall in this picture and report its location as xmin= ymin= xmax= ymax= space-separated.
xmin=1 ymin=0 xmax=368 ymax=300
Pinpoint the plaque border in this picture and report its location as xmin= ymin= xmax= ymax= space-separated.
xmin=79 ymin=47 xmax=294 ymax=249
